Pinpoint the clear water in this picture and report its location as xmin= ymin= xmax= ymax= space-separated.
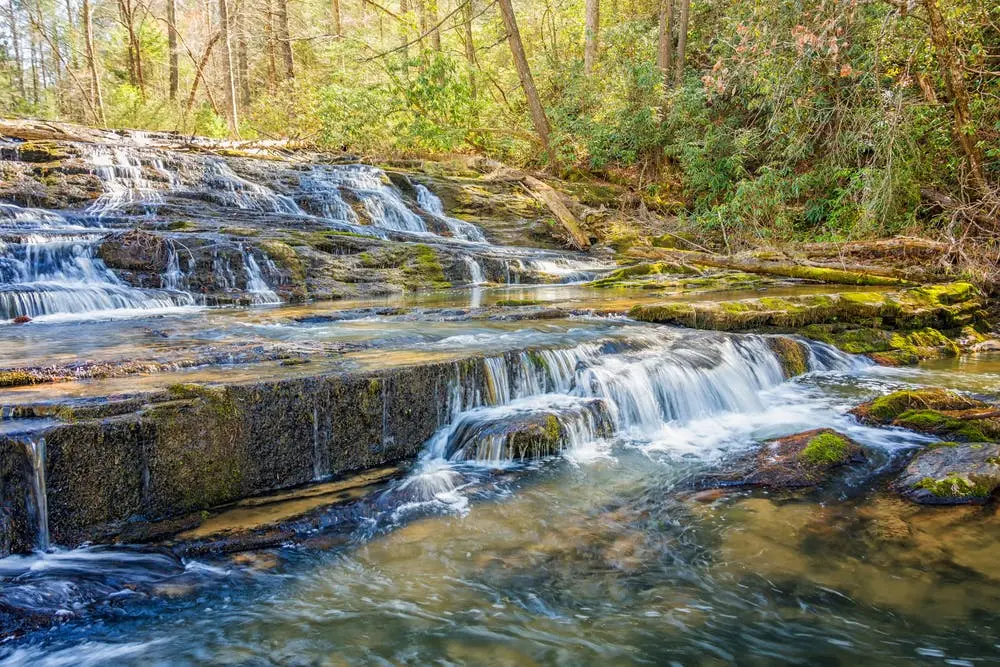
xmin=2 ymin=332 xmax=999 ymax=663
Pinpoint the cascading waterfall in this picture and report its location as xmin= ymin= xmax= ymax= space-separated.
xmin=0 ymin=204 xmax=196 ymax=321
xmin=202 ymin=159 xmax=302 ymax=214
xmin=414 ymin=184 xmax=487 ymax=242
xmin=82 ymin=145 xmax=167 ymax=216
xmin=403 ymin=333 xmax=863 ymax=498
xmin=242 ymin=246 xmax=282 ymax=304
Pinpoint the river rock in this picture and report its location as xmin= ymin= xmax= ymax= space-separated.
xmin=98 ymin=229 xmax=170 ymax=273
xmin=729 ymin=428 xmax=866 ymax=489
xmin=851 ymin=388 xmax=1000 ymax=441
xmin=895 ymin=442 xmax=1000 ymax=504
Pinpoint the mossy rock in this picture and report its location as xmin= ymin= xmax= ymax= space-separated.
xmin=766 ymin=337 xmax=810 ymax=379
xmin=261 ymin=240 xmax=306 ymax=282
xmin=727 ymin=428 xmax=866 ymax=489
xmin=588 ymin=261 xmax=698 ymax=288
xmin=494 ymin=298 xmax=544 ymax=307
xmin=895 ymin=442 xmax=1000 ymax=504
xmin=851 ymin=388 xmax=988 ymax=424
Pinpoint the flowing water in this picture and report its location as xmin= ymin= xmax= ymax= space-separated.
xmin=2 ymin=138 xmax=1000 ymax=664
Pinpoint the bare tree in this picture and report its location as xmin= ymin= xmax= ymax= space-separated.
xmin=497 ymin=0 xmax=555 ymax=166
xmin=583 ymin=0 xmax=598 ymax=76
xmin=4 ymin=0 xmax=26 ymax=98
xmin=331 ymin=0 xmax=341 ymax=36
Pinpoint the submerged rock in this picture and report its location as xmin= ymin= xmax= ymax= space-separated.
xmin=895 ymin=442 xmax=1000 ymax=504
xmin=851 ymin=388 xmax=1000 ymax=442
xmin=724 ymin=429 xmax=866 ymax=489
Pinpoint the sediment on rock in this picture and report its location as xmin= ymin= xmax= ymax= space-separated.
xmin=715 ymin=429 xmax=866 ymax=490
xmin=895 ymin=442 xmax=1000 ymax=505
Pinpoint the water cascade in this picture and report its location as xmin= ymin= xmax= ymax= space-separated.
xmin=406 ymin=333 xmax=863 ymax=494
xmin=0 ymin=204 xmax=196 ymax=321
xmin=415 ymin=184 xmax=487 ymax=242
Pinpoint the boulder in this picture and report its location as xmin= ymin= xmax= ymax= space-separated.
xmin=851 ymin=388 xmax=1000 ymax=442
xmin=98 ymin=229 xmax=170 ymax=273
xmin=726 ymin=428 xmax=866 ymax=489
xmin=895 ymin=442 xmax=1000 ymax=504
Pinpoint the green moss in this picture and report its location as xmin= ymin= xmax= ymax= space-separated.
xmin=261 ymin=240 xmax=305 ymax=281
xmin=589 ymin=261 xmax=696 ymax=287
xmin=863 ymin=388 xmax=983 ymax=422
xmin=629 ymin=302 xmax=696 ymax=326
xmin=895 ymin=409 xmax=1000 ymax=442
xmin=167 ymin=220 xmax=196 ymax=231
xmin=220 ymin=226 xmax=260 ymax=237
xmin=0 ymin=370 xmax=36 ymax=387
xmin=767 ymin=337 xmax=809 ymax=378
xmin=914 ymin=473 xmax=992 ymax=499
xmin=494 ymin=298 xmax=544 ymax=307
xmin=166 ymin=383 xmax=238 ymax=420
xmin=400 ymin=244 xmax=450 ymax=291
xmin=801 ymin=432 xmax=851 ymax=465
xmin=544 ymin=414 xmax=561 ymax=443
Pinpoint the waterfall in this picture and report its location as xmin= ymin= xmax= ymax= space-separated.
xmin=408 ymin=334 xmax=861 ymax=480
xmin=242 ymin=246 xmax=281 ymax=304
xmin=463 ymin=256 xmax=486 ymax=285
xmin=202 ymin=159 xmax=303 ymax=214
xmin=23 ymin=438 xmax=49 ymax=552
xmin=299 ymin=165 xmax=431 ymax=234
xmin=414 ymin=184 xmax=487 ymax=242
xmin=0 ymin=233 xmax=197 ymax=321
xmin=82 ymin=145 xmax=167 ymax=216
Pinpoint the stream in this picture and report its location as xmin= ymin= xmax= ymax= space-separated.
xmin=1 ymin=135 xmax=999 ymax=665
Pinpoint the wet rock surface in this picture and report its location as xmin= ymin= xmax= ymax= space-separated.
xmin=851 ymin=388 xmax=1000 ymax=441
xmin=895 ymin=442 xmax=1000 ymax=504
xmin=719 ymin=429 xmax=867 ymax=489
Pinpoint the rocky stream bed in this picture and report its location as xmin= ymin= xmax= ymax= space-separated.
xmin=1 ymin=121 xmax=1000 ymax=663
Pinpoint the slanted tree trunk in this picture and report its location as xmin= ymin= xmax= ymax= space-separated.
xmin=399 ymin=0 xmax=410 ymax=73
xmin=275 ymin=0 xmax=294 ymax=79
xmin=583 ymin=0 xmax=599 ymax=76
xmin=218 ymin=0 xmax=240 ymax=134
xmin=673 ymin=0 xmax=689 ymax=86
xmin=5 ymin=0 xmax=26 ymax=98
xmin=331 ymin=0 xmax=341 ymax=36
xmin=657 ymin=0 xmax=673 ymax=98
xmin=497 ymin=0 xmax=556 ymax=167
xmin=167 ymin=0 xmax=179 ymax=99
xmin=921 ymin=0 xmax=988 ymax=195
xmin=82 ymin=0 xmax=105 ymax=123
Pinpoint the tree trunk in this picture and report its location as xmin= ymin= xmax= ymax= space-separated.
xmin=184 ymin=30 xmax=221 ymax=122
xmin=673 ymin=0 xmax=689 ymax=86
xmin=426 ymin=0 xmax=440 ymax=51
xmin=399 ymin=0 xmax=410 ymax=72
xmin=167 ymin=0 xmax=179 ymax=99
xmin=462 ymin=0 xmax=477 ymax=103
xmin=497 ymin=0 xmax=556 ymax=167
xmin=218 ymin=0 xmax=240 ymax=134
xmin=921 ymin=0 xmax=988 ymax=195
xmin=264 ymin=0 xmax=277 ymax=88
xmin=583 ymin=0 xmax=599 ymax=76
xmin=82 ymin=0 xmax=105 ymax=124
xmin=657 ymin=0 xmax=673 ymax=97
xmin=235 ymin=0 xmax=250 ymax=105
xmin=331 ymin=0 xmax=341 ymax=36
xmin=5 ymin=0 xmax=26 ymax=98
xmin=275 ymin=0 xmax=294 ymax=79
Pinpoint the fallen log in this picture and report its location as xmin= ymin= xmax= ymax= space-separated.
xmin=628 ymin=248 xmax=920 ymax=286
xmin=521 ymin=175 xmax=591 ymax=249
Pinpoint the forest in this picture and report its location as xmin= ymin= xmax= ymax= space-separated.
xmin=2 ymin=0 xmax=998 ymax=256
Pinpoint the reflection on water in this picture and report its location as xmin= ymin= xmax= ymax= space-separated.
xmin=3 ymin=351 xmax=1000 ymax=664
